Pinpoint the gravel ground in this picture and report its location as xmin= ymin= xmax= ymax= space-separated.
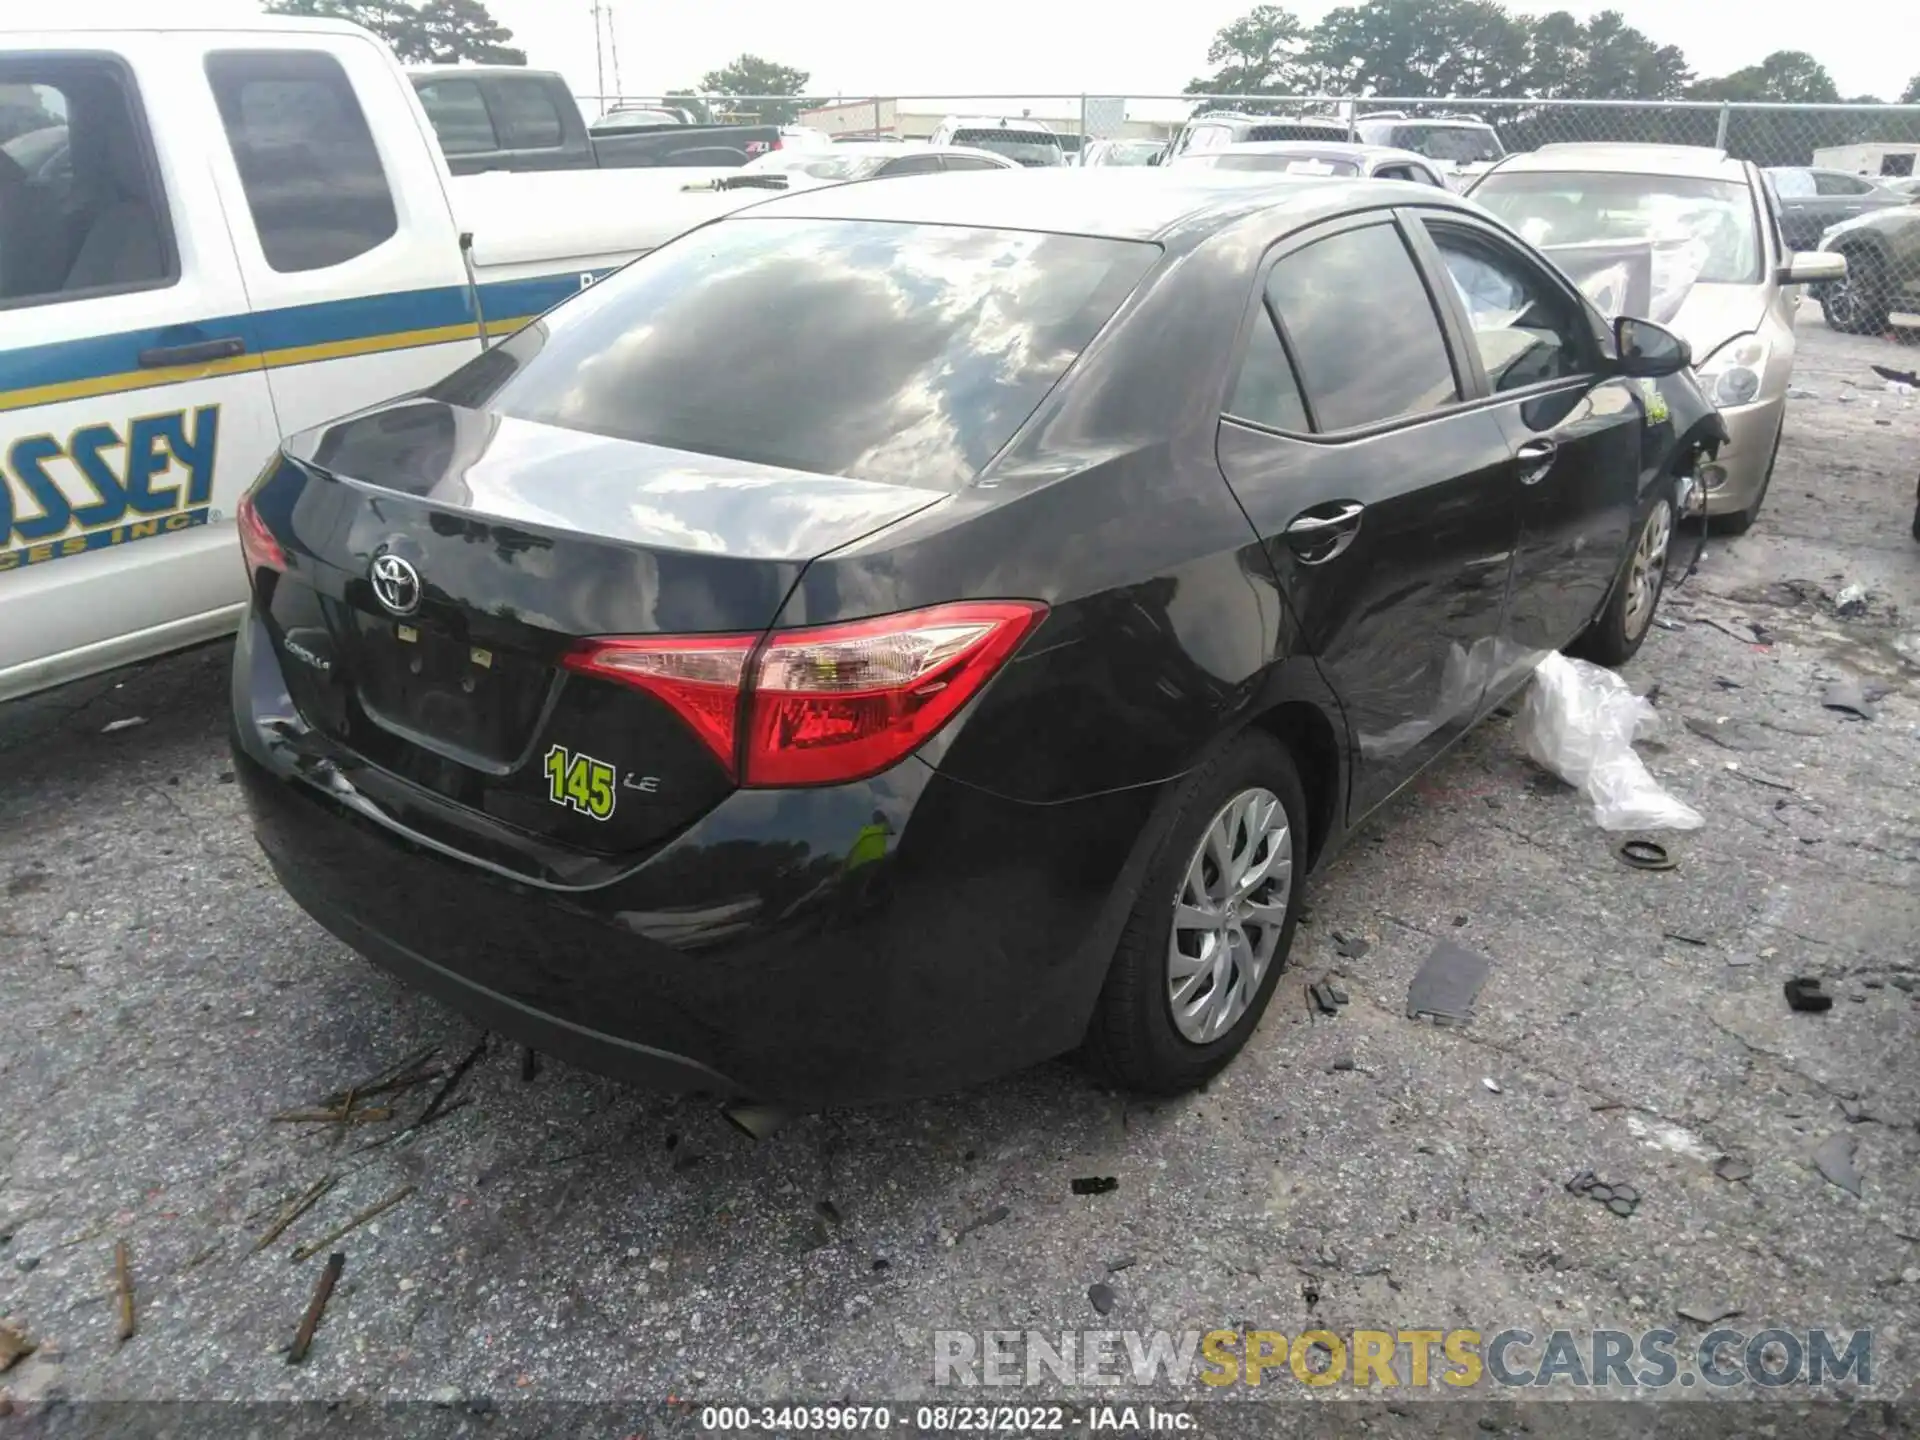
xmin=1 ymin=314 xmax=1917 ymax=1427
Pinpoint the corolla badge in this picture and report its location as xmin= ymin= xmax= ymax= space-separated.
xmin=370 ymin=554 xmax=422 ymax=616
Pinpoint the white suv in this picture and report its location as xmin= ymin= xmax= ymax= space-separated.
xmin=925 ymin=116 xmax=1065 ymax=167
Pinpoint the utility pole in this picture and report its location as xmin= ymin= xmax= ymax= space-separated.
xmin=590 ymin=0 xmax=606 ymax=116
xmin=607 ymin=4 xmax=623 ymax=99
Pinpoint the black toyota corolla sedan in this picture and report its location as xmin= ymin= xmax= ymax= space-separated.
xmin=231 ymin=171 xmax=1722 ymax=1105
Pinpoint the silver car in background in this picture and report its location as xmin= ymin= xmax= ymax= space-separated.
xmin=1470 ymin=144 xmax=1844 ymax=533
xmin=1169 ymin=140 xmax=1451 ymax=189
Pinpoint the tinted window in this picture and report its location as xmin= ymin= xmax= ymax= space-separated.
xmin=1266 ymin=223 xmax=1458 ymax=431
xmin=490 ymin=77 xmax=564 ymax=150
xmin=1428 ymin=226 xmax=1586 ymax=392
xmin=950 ymin=128 xmax=1063 ymax=167
xmin=1388 ymin=124 xmax=1502 ymax=164
xmin=941 ymin=153 xmax=1006 ymax=171
xmin=0 ymin=58 xmax=176 ymax=306
xmin=206 ymin=50 xmax=397 ymax=273
xmin=1247 ymin=123 xmax=1348 ymax=143
xmin=1227 ymin=304 xmax=1309 ymax=431
xmin=414 ymin=78 xmax=497 ymax=155
xmin=1813 ymin=170 xmax=1871 ymax=196
xmin=880 ymin=152 xmax=944 ymax=175
xmin=1211 ymin=153 xmax=1358 ymax=176
xmin=434 ymin=218 xmax=1158 ymax=488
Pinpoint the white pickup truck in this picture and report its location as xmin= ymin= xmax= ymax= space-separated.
xmin=0 ymin=16 xmax=755 ymax=702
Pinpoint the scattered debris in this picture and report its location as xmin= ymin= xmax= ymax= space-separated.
xmin=1834 ymin=584 xmax=1868 ymax=618
xmin=1107 ymin=1254 xmax=1137 ymax=1273
xmin=1786 ymin=385 xmax=1821 ymax=400
xmin=288 ymin=1252 xmax=345 ymax=1364
xmin=1784 ymin=977 xmax=1835 ymax=1014
xmin=1625 ymin=1116 xmax=1713 ymax=1161
xmin=1329 ymin=1055 xmax=1358 ymax=1073
xmin=114 ymin=1239 xmax=135 ymax=1342
xmin=100 ymin=717 xmax=148 ymax=735
xmin=1407 ymin=939 xmax=1490 ymax=1025
xmin=1332 ymin=932 xmax=1371 ymax=961
xmin=1070 ymin=1177 xmax=1118 ymax=1197
xmin=1712 ymin=677 xmax=1742 ymax=691
xmin=1821 ymin=680 xmax=1876 ymax=722
xmin=271 ymin=1106 xmax=394 ymax=1127
xmin=290 ymin=1184 xmax=416 ymax=1264
xmin=321 ymin=1047 xmax=441 ymax=1109
xmin=1615 ymin=839 xmax=1677 ymax=872
xmin=1309 ymin=981 xmax=1345 ymax=1016
xmin=1087 ymin=1282 xmax=1117 ymax=1316
xmin=1663 ymin=930 xmax=1707 ymax=947
xmin=521 ymin=1047 xmax=540 ymax=1084
xmin=1871 ymin=363 xmax=1919 ymax=390
xmin=0 ymin=1322 xmax=35 ymax=1373
xmin=1482 ymin=1077 xmax=1502 ymax=1094
xmin=1516 ymin=652 xmax=1702 ymax=831
xmin=1328 ymin=984 xmax=1350 ymax=1006
xmin=1812 ymin=1134 xmax=1862 ymax=1198
xmin=1677 ymin=1300 xmax=1743 ymax=1326
xmin=1713 ymin=1156 xmax=1754 ymax=1183
xmin=254 ymin=1175 xmax=338 ymax=1254
xmin=1567 ymin=1170 xmax=1640 ymax=1217
xmin=415 ymin=1039 xmax=488 ymax=1131
xmin=956 ymin=1205 xmax=1010 ymax=1239
xmin=1725 ymin=953 xmax=1756 ymax=968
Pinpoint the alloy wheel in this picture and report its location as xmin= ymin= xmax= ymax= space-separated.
xmin=1167 ymin=787 xmax=1293 ymax=1044
xmin=1625 ymin=499 xmax=1672 ymax=641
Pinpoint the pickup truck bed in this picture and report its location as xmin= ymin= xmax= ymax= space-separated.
xmin=410 ymin=66 xmax=780 ymax=173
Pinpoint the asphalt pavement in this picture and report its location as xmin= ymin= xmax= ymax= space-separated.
xmin=1 ymin=312 xmax=1917 ymax=1424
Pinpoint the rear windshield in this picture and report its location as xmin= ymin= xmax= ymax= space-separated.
xmin=1247 ymin=123 xmax=1348 ymax=143
xmin=432 ymin=218 xmax=1158 ymax=488
xmin=1205 ymin=153 xmax=1359 ymax=177
xmin=951 ymin=128 xmax=1064 ymax=167
xmin=1387 ymin=124 xmax=1503 ymax=163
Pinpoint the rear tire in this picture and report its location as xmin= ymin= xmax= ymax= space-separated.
xmin=1823 ymin=251 xmax=1891 ymax=336
xmin=1568 ymin=495 xmax=1673 ymax=669
xmin=1082 ymin=733 xmax=1307 ymax=1096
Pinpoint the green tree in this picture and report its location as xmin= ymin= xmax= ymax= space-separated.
xmin=1689 ymin=50 xmax=1840 ymax=104
xmin=665 ymin=90 xmax=713 ymax=124
xmin=1899 ymin=73 xmax=1920 ymax=105
xmin=1184 ymin=5 xmax=1314 ymax=102
xmin=1575 ymin=11 xmax=1693 ymax=99
xmin=696 ymin=54 xmax=812 ymax=125
xmin=1306 ymin=0 xmax=1533 ymax=98
xmin=262 ymin=0 xmax=523 ymax=65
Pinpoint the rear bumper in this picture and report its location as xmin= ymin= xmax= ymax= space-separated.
xmin=1701 ymin=394 xmax=1786 ymax=514
xmin=231 ymin=615 xmax=1168 ymax=1105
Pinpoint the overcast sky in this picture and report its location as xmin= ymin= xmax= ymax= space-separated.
xmin=62 ymin=0 xmax=1920 ymax=103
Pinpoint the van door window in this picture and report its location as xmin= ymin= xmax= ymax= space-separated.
xmin=0 ymin=56 xmax=176 ymax=306
xmin=205 ymin=50 xmax=398 ymax=273
xmin=415 ymin=78 xmax=499 ymax=155
xmin=489 ymin=77 xmax=565 ymax=150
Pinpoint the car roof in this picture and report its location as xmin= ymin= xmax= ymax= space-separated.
xmin=725 ymin=167 xmax=1479 ymax=243
xmin=410 ymin=65 xmax=556 ymax=81
xmin=944 ymin=116 xmax=1055 ymax=132
xmin=1211 ymin=140 xmax=1435 ymax=165
xmin=1358 ymin=115 xmax=1495 ymax=129
xmin=1495 ymin=143 xmax=1746 ymax=182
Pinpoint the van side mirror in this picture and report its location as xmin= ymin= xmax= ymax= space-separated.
xmin=1611 ymin=316 xmax=1691 ymax=378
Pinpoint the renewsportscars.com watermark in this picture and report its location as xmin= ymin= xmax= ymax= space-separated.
xmin=933 ymin=1327 xmax=1874 ymax=1392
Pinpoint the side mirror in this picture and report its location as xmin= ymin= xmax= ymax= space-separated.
xmin=1779 ymin=251 xmax=1847 ymax=286
xmin=1611 ymin=316 xmax=1691 ymax=378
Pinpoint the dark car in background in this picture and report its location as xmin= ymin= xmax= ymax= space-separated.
xmin=410 ymin=67 xmax=780 ymax=172
xmin=1763 ymin=166 xmax=1910 ymax=251
xmin=231 ymin=172 xmax=1722 ymax=1106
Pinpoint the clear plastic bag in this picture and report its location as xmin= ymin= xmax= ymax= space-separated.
xmin=1515 ymin=653 xmax=1704 ymax=832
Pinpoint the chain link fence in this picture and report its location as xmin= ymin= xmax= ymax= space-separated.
xmin=575 ymin=91 xmax=1920 ymax=333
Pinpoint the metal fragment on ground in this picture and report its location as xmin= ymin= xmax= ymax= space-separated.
xmin=1813 ymin=1134 xmax=1862 ymax=1197
xmin=1784 ymin=977 xmax=1835 ymax=1013
xmin=1713 ymin=1156 xmax=1754 ymax=1183
xmin=957 ymin=1205 xmax=1009 ymax=1239
xmin=1070 ymin=1177 xmax=1118 ymax=1197
xmin=1615 ymin=839 xmax=1677 ymax=872
xmin=1821 ymin=680 xmax=1876 ymax=721
xmin=1677 ymin=1300 xmax=1742 ymax=1326
xmin=1406 ymin=940 xmax=1491 ymax=1024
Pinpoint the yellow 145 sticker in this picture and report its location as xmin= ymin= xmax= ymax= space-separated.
xmin=543 ymin=744 xmax=616 ymax=821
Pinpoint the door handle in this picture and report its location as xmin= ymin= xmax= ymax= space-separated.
xmin=1284 ymin=500 xmax=1364 ymax=563
xmin=138 ymin=337 xmax=247 ymax=369
xmin=1515 ymin=439 xmax=1558 ymax=485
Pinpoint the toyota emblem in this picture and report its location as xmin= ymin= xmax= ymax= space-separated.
xmin=370 ymin=553 xmax=422 ymax=616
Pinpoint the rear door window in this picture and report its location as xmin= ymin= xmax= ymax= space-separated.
xmin=205 ymin=50 xmax=398 ymax=273
xmin=434 ymin=218 xmax=1159 ymax=488
xmin=1265 ymin=221 xmax=1459 ymax=431
xmin=1226 ymin=303 xmax=1310 ymax=432
xmin=489 ymin=77 xmax=565 ymax=150
xmin=414 ymin=78 xmax=498 ymax=155
xmin=1813 ymin=170 xmax=1872 ymax=196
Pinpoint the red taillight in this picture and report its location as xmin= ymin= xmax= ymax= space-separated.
xmin=236 ymin=491 xmax=287 ymax=576
xmin=565 ymin=601 xmax=1046 ymax=788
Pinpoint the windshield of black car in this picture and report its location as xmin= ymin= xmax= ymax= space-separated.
xmin=951 ymin=129 xmax=1064 ymax=166
xmin=1471 ymin=171 xmax=1762 ymax=285
xmin=1246 ymin=123 xmax=1347 ymax=143
xmin=1389 ymin=125 xmax=1503 ymax=163
xmin=431 ymin=219 xmax=1159 ymax=489
xmin=1202 ymin=153 xmax=1360 ymax=176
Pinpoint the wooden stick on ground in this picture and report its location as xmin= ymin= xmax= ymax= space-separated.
xmin=114 ymin=1240 xmax=135 ymax=1342
xmin=254 ymin=1174 xmax=337 ymax=1254
xmin=288 ymin=1252 xmax=345 ymax=1364
xmin=290 ymin=1185 xmax=416 ymax=1264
